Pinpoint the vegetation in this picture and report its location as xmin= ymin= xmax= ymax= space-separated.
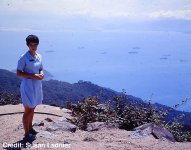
xmin=66 ymin=94 xmax=191 ymax=142
xmin=0 ymin=69 xmax=119 ymax=107
xmin=0 ymin=69 xmax=191 ymax=141
xmin=0 ymin=90 xmax=21 ymax=105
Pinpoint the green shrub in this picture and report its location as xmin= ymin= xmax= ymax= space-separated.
xmin=66 ymin=94 xmax=191 ymax=142
xmin=0 ymin=90 xmax=21 ymax=105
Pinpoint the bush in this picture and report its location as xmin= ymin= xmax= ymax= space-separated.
xmin=66 ymin=94 xmax=191 ymax=142
xmin=0 ymin=90 xmax=21 ymax=105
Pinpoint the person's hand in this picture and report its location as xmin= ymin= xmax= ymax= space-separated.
xmin=40 ymin=72 xmax=44 ymax=78
xmin=33 ymin=74 xmax=44 ymax=80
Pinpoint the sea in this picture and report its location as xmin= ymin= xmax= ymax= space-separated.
xmin=0 ymin=29 xmax=191 ymax=111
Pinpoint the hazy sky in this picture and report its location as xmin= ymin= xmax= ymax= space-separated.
xmin=1 ymin=0 xmax=191 ymax=31
xmin=1 ymin=1 xmax=191 ymax=111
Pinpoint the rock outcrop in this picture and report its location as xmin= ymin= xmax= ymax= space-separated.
xmin=46 ymin=117 xmax=77 ymax=132
xmin=129 ymin=123 xmax=176 ymax=142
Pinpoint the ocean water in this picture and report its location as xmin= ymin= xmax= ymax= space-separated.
xmin=0 ymin=30 xmax=191 ymax=111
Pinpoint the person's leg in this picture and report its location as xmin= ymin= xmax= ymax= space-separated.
xmin=23 ymin=106 xmax=33 ymax=136
xmin=29 ymin=107 xmax=35 ymax=131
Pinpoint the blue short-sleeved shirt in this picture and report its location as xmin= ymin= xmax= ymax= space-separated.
xmin=17 ymin=51 xmax=43 ymax=108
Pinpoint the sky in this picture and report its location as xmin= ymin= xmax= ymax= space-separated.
xmin=1 ymin=0 xmax=191 ymax=32
xmin=0 ymin=0 xmax=191 ymax=111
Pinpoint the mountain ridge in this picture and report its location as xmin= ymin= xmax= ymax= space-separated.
xmin=0 ymin=68 xmax=191 ymax=126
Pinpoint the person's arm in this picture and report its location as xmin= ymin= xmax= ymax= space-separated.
xmin=16 ymin=70 xmax=43 ymax=80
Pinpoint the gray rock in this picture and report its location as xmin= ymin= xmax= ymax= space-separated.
xmin=86 ymin=122 xmax=106 ymax=131
xmin=33 ymin=120 xmax=44 ymax=126
xmin=18 ymin=123 xmax=23 ymax=129
xmin=83 ymin=135 xmax=97 ymax=141
xmin=129 ymin=128 xmax=152 ymax=139
xmin=45 ymin=117 xmax=53 ymax=122
xmin=152 ymin=124 xmax=176 ymax=142
xmin=105 ymin=122 xmax=120 ymax=129
xmin=129 ymin=123 xmax=176 ymax=142
xmin=133 ymin=123 xmax=153 ymax=131
xmin=58 ymin=117 xmax=68 ymax=122
xmin=46 ymin=121 xmax=77 ymax=132
xmin=36 ymin=130 xmax=54 ymax=139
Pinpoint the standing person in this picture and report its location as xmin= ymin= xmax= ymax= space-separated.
xmin=17 ymin=35 xmax=44 ymax=141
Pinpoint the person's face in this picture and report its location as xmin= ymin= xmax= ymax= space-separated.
xmin=28 ymin=42 xmax=38 ymax=52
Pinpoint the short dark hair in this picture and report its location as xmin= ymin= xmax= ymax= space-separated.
xmin=26 ymin=35 xmax=39 ymax=46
